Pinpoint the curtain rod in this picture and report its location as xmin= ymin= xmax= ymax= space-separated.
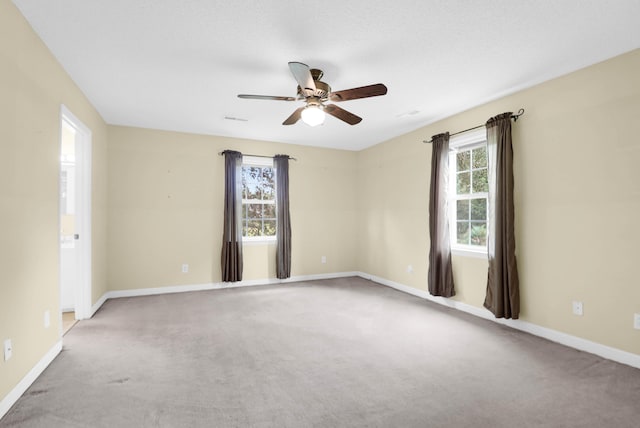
xmin=423 ymin=109 xmax=525 ymax=144
xmin=218 ymin=151 xmax=297 ymax=161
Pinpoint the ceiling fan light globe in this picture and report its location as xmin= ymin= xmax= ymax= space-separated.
xmin=301 ymin=105 xmax=325 ymax=126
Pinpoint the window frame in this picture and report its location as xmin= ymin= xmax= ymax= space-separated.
xmin=448 ymin=128 xmax=488 ymax=258
xmin=241 ymin=156 xmax=277 ymax=244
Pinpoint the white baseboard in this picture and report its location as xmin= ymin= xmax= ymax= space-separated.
xmin=2 ymin=272 xmax=358 ymax=419
xmin=0 ymin=340 xmax=62 ymax=420
xmin=91 ymin=271 xmax=359 ymax=313
xmin=4 ymin=271 xmax=637 ymax=421
xmin=89 ymin=292 xmax=109 ymax=318
xmin=356 ymin=271 xmax=640 ymax=370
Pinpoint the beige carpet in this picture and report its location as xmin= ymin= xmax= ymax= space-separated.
xmin=2 ymin=277 xmax=640 ymax=427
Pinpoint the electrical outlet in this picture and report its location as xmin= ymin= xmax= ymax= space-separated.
xmin=44 ymin=310 xmax=50 ymax=328
xmin=407 ymin=265 xmax=413 ymax=273
xmin=634 ymin=313 xmax=640 ymax=330
xmin=181 ymin=264 xmax=189 ymax=273
xmin=4 ymin=339 xmax=12 ymax=361
xmin=572 ymin=301 xmax=583 ymax=316
xmin=321 ymin=256 xmax=326 ymax=264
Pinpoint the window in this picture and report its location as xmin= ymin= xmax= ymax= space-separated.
xmin=449 ymin=128 xmax=488 ymax=255
xmin=241 ymin=157 xmax=276 ymax=240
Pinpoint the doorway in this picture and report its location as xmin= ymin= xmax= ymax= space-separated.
xmin=59 ymin=106 xmax=92 ymax=331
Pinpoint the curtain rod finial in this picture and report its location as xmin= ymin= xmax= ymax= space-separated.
xmin=423 ymin=108 xmax=524 ymax=144
xmin=512 ymin=108 xmax=525 ymax=121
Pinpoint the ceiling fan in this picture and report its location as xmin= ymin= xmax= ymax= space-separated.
xmin=238 ymin=62 xmax=388 ymax=127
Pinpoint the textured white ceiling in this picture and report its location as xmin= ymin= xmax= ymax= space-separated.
xmin=12 ymin=0 xmax=640 ymax=151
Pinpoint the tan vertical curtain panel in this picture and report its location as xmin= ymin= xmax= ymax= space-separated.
xmin=484 ymin=113 xmax=520 ymax=318
xmin=428 ymin=133 xmax=456 ymax=297
xmin=221 ymin=150 xmax=243 ymax=282
xmin=274 ymin=155 xmax=292 ymax=279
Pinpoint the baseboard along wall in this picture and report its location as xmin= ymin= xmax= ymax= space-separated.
xmin=0 ymin=340 xmax=62 ymax=420
xmin=354 ymin=272 xmax=640 ymax=370
xmin=3 ymin=270 xmax=639 ymax=421
xmin=93 ymin=271 xmax=360 ymax=317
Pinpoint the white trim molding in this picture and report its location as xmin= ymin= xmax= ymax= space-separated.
xmin=91 ymin=271 xmax=359 ymax=311
xmin=356 ymin=271 xmax=640 ymax=370
xmin=90 ymin=292 xmax=109 ymax=318
xmin=93 ymin=270 xmax=639 ymax=370
xmin=5 ymin=270 xmax=638 ymax=422
xmin=0 ymin=340 xmax=62 ymax=420
xmin=2 ymin=271 xmax=358 ymax=418
xmin=60 ymin=105 xmax=93 ymax=321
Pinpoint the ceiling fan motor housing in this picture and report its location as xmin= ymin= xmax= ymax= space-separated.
xmin=297 ymin=69 xmax=331 ymax=99
xmin=238 ymin=62 xmax=387 ymax=126
xmin=312 ymin=80 xmax=331 ymax=99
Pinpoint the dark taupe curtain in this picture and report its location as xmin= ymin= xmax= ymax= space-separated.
xmin=221 ymin=150 xmax=243 ymax=282
xmin=484 ymin=113 xmax=520 ymax=318
xmin=428 ymin=133 xmax=455 ymax=297
xmin=274 ymin=155 xmax=291 ymax=279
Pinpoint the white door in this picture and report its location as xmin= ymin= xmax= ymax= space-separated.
xmin=60 ymin=120 xmax=77 ymax=311
xmin=60 ymin=106 xmax=92 ymax=323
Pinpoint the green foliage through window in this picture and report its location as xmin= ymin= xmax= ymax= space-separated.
xmin=242 ymin=165 xmax=276 ymax=238
xmin=452 ymin=144 xmax=488 ymax=248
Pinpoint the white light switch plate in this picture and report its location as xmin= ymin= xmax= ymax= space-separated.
xmin=634 ymin=313 xmax=640 ymax=330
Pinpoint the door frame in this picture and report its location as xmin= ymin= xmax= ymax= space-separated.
xmin=60 ymin=105 xmax=92 ymax=321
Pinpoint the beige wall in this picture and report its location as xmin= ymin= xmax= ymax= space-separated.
xmin=107 ymin=126 xmax=358 ymax=290
xmin=0 ymin=1 xmax=108 ymax=401
xmin=356 ymin=128 xmax=431 ymax=288
xmin=108 ymin=47 xmax=640 ymax=360
xmin=3 ymin=0 xmax=639 ymax=410
xmin=357 ymin=49 xmax=640 ymax=355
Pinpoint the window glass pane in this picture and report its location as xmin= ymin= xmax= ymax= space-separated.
xmin=243 ymin=166 xmax=262 ymax=199
xmin=246 ymin=220 xmax=262 ymax=237
xmin=241 ymin=163 xmax=277 ymax=238
xmin=457 ymin=222 xmax=469 ymax=245
xmin=449 ymin=138 xmax=488 ymax=250
xmin=457 ymin=200 xmax=469 ymax=221
xmin=472 ymin=147 xmax=487 ymax=168
xmin=456 ymin=151 xmax=470 ymax=171
xmin=470 ymin=222 xmax=487 ymax=246
xmin=241 ymin=169 xmax=247 ymax=199
xmin=246 ymin=203 xmax=262 ymax=219
xmin=261 ymin=168 xmax=275 ymax=200
xmin=470 ymin=198 xmax=487 ymax=221
xmin=472 ymin=169 xmax=488 ymax=193
xmin=263 ymin=220 xmax=276 ymax=236
xmin=263 ymin=203 xmax=276 ymax=218
xmin=457 ymin=172 xmax=470 ymax=194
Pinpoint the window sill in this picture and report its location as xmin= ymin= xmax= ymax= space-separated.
xmin=451 ymin=247 xmax=487 ymax=259
xmin=242 ymin=237 xmax=277 ymax=246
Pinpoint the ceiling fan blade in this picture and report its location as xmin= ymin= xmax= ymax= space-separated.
xmin=283 ymin=106 xmax=305 ymax=125
xmin=238 ymin=94 xmax=297 ymax=101
xmin=329 ymin=83 xmax=388 ymax=102
xmin=324 ymin=104 xmax=362 ymax=125
xmin=288 ymin=62 xmax=316 ymax=96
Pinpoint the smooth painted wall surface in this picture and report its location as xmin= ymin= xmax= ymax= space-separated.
xmin=357 ymin=49 xmax=640 ymax=356
xmin=2 ymin=0 xmax=638 ymax=409
xmin=0 ymin=1 xmax=108 ymax=401
xmin=107 ymin=126 xmax=358 ymax=290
